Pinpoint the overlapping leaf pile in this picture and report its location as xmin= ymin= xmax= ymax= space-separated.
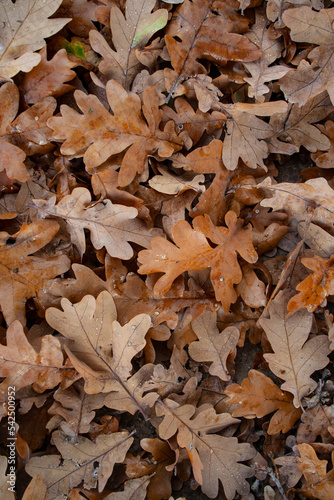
xmin=1 ymin=0 xmax=334 ymax=498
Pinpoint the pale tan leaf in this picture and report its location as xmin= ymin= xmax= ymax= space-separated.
xmin=90 ymin=0 xmax=168 ymax=89
xmin=258 ymin=290 xmax=330 ymax=407
xmin=156 ymin=400 xmax=255 ymax=499
xmin=26 ymin=430 xmax=133 ymax=498
xmin=189 ymin=311 xmax=239 ymax=381
xmin=149 ymin=166 xmax=205 ymax=195
xmin=0 ymin=0 xmax=70 ymax=78
xmin=33 ymin=187 xmax=163 ymax=259
xmin=0 ymin=456 xmax=15 ymax=500
xmin=104 ymin=476 xmax=150 ymax=500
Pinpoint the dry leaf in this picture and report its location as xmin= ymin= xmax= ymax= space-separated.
xmin=0 ymin=320 xmax=65 ymax=397
xmin=104 ymin=477 xmax=150 ymax=500
xmin=225 ymin=369 xmax=302 ymax=434
xmin=149 ymin=166 xmax=205 ymax=195
xmin=0 ymin=0 xmax=70 ymax=79
xmin=90 ymin=0 xmax=168 ymax=89
xmin=156 ymin=399 xmax=255 ymax=499
xmin=0 ymin=219 xmax=70 ymax=325
xmin=189 ymin=311 xmax=239 ymax=381
xmin=138 ymin=211 xmax=258 ymax=313
xmin=287 ymin=255 xmax=334 ymax=314
xmin=26 ymin=430 xmax=133 ymax=497
xmin=46 ymin=291 xmax=157 ymax=414
xmin=295 ymin=444 xmax=334 ymax=499
xmin=47 ymin=81 xmax=185 ymax=186
xmin=33 ymin=187 xmax=163 ymax=259
xmin=21 ymin=47 xmax=76 ymax=104
xmin=280 ymin=6 xmax=334 ymax=105
xmin=258 ymin=291 xmax=330 ymax=407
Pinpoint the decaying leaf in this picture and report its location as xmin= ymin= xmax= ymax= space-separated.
xmin=138 ymin=211 xmax=258 ymax=313
xmin=295 ymin=444 xmax=334 ymax=499
xmin=189 ymin=311 xmax=239 ymax=381
xmin=258 ymin=291 xmax=330 ymax=407
xmin=225 ymin=369 xmax=302 ymax=434
xmin=156 ymin=399 xmax=255 ymax=499
xmin=47 ymin=80 xmax=186 ymax=186
xmin=0 ymin=219 xmax=70 ymax=325
xmin=90 ymin=0 xmax=168 ymax=89
xmin=0 ymin=320 xmax=65 ymax=397
xmin=26 ymin=430 xmax=133 ymax=498
xmin=46 ymin=291 xmax=157 ymax=414
xmin=0 ymin=0 xmax=70 ymax=79
xmin=34 ymin=187 xmax=163 ymax=259
xmin=287 ymin=254 xmax=334 ymax=314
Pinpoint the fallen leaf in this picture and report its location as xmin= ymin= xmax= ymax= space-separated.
xmin=189 ymin=311 xmax=239 ymax=381
xmin=0 ymin=320 xmax=65 ymax=397
xmin=26 ymin=430 xmax=133 ymax=497
xmin=295 ymin=444 xmax=334 ymax=499
xmin=225 ymin=369 xmax=302 ymax=434
xmin=156 ymin=399 xmax=255 ymax=499
xmin=33 ymin=187 xmax=163 ymax=259
xmin=90 ymin=0 xmax=168 ymax=89
xmin=104 ymin=477 xmax=150 ymax=500
xmin=287 ymin=255 xmax=334 ymax=314
xmin=149 ymin=166 xmax=205 ymax=195
xmin=47 ymin=81 xmax=185 ymax=186
xmin=0 ymin=0 xmax=70 ymax=79
xmin=0 ymin=219 xmax=70 ymax=325
xmin=258 ymin=290 xmax=330 ymax=407
xmin=138 ymin=211 xmax=258 ymax=313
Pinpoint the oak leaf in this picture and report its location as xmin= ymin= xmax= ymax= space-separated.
xmin=90 ymin=0 xmax=168 ymax=89
xmin=0 ymin=219 xmax=70 ymax=325
xmin=243 ymin=9 xmax=290 ymax=101
xmin=221 ymin=100 xmax=289 ymax=170
xmin=225 ymin=369 xmax=302 ymax=435
xmin=149 ymin=166 xmax=205 ymax=195
xmin=47 ymin=81 xmax=186 ymax=186
xmin=0 ymin=0 xmax=70 ymax=79
xmin=258 ymin=291 xmax=330 ymax=407
xmin=164 ymin=0 xmax=262 ymax=99
xmin=25 ymin=430 xmax=133 ymax=498
xmin=104 ymin=477 xmax=150 ymax=500
xmin=311 ymin=120 xmax=334 ymax=169
xmin=138 ymin=211 xmax=258 ymax=313
xmin=156 ymin=400 xmax=255 ymax=499
xmin=21 ymin=47 xmax=76 ymax=104
xmin=45 ymin=291 xmax=157 ymax=414
xmin=287 ymin=255 xmax=334 ymax=315
xmin=33 ymin=187 xmax=163 ymax=259
xmin=260 ymin=177 xmax=334 ymax=235
xmin=0 ymin=320 xmax=65 ymax=398
xmin=279 ymin=6 xmax=334 ymax=105
xmin=0 ymin=457 xmax=15 ymax=500
xmin=295 ymin=444 xmax=334 ymax=499
xmin=47 ymin=383 xmax=105 ymax=438
xmin=189 ymin=311 xmax=239 ymax=381
xmin=297 ymin=403 xmax=334 ymax=445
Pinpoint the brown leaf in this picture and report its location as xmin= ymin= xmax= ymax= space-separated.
xmin=287 ymin=255 xmax=334 ymax=315
xmin=156 ymin=399 xmax=255 ymax=499
xmin=149 ymin=166 xmax=205 ymax=195
xmin=22 ymin=476 xmax=47 ymax=500
xmin=47 ymin=81 xmax=185 ymax=186
xmin=311 ymin=120 xmax=334 ymax=169
xmin=260 ymin=177 xmax=334 ymax=235
xmin=0 ymin=219 xmax=70 ymax=325
xmin=0 ymin=456 xmax=16 ymax=500
xmin=26 ymin=430 xmax=133 ymax=497
xmin=0 ymin=320 xmax=65 ymax=397
xmin=104 ymin=477 xmax=150 ymax=500
xmin=90 ymin=0 xmax=168 ymax=89
xmin=45 ymin=291 xmax=157 ymax=414
xmin=138 ymin=211 xmax=258 ymax=313
xmin=243 ymin=9 xmax=290 ymax=101
xmin=189 ymin=311 xmax=239 ymax=381
xmin=33 ymin=187 xmax=163 ymax=259
xmin=279 ymin=6 xmax=334 ymax=105
xmin=258 ymin=290 xmax=330 ymax=407
xmin=21 ymin=47 xmax=76 ymax=104
xmin=165 ymin=0 xmax=262 ymax=99
xmin=297 ymin=404 xmax=334 ymax=445
xmin=295 ymin=444 xmax=334 ymax=499
xmin=225 ymin=369 xmax=302 ymax=434
xmin=0 ymin=0 xmax=70 ymax=79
